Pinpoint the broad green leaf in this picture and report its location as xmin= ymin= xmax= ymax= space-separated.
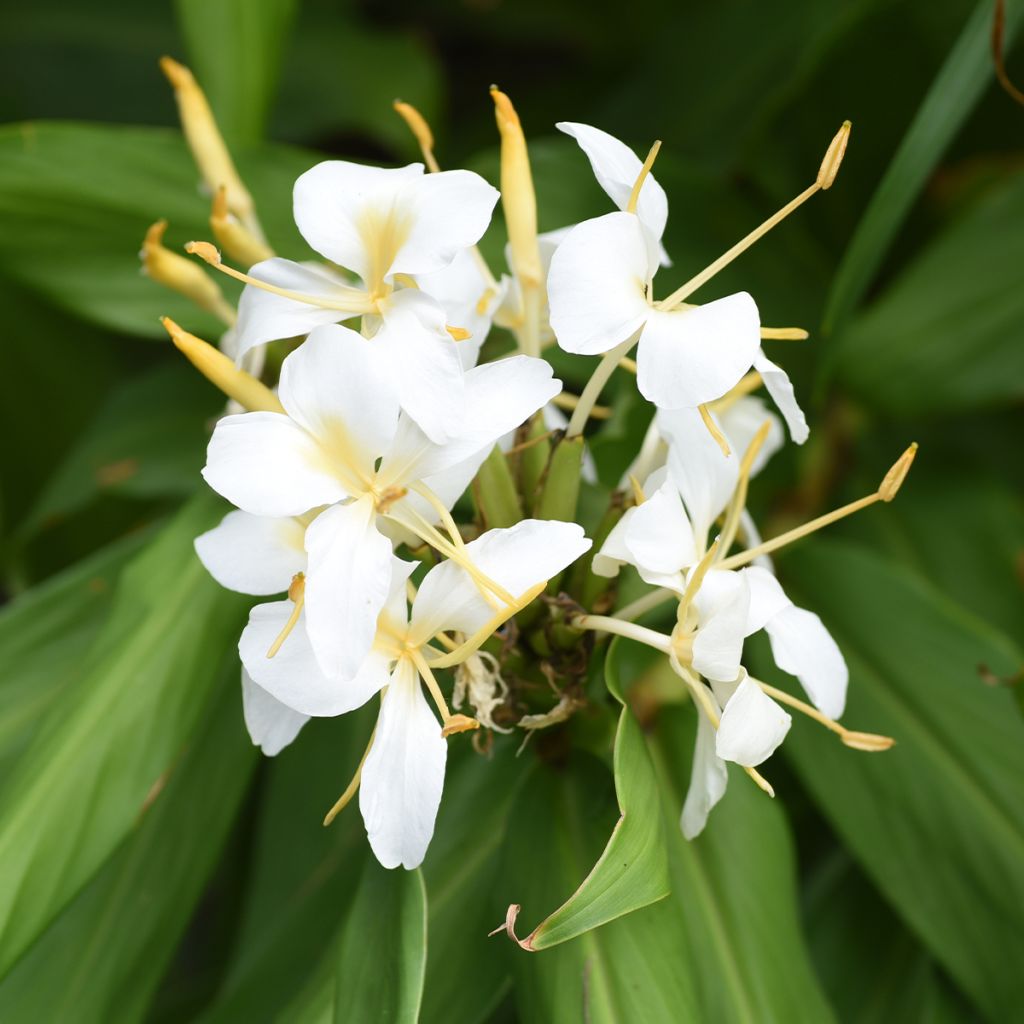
xmin=332 ymin=861 xmax=427 ymax=1024
xmin=767 ymin=540 xmax=1024 ymax=1019
xmin=0 ymin=680 xmax=256 ymax=1022
xmin=197 ymin=713 xmax=376 ymax=1023
xmin=0 ymin=531 xmax=145 ymax=772
xmin=21 ymin=362 xmax=220 ymax=538
xmin=0 ymin=493 xmax=246 ymax=976
xmin=831 ymin=172 xmax=1024 ymax=415
xmin=175 ymin=0 xmax=297 ymax=146
xmin=804 ymin=850 xmax=973 ymax=1023
xmin=495 ymin=640 xmax=669 ymax=951
xmin=0 ymin=122 xmax=318 ymax=339
xmin=822 ymin=0 xmax=1024 ymax=334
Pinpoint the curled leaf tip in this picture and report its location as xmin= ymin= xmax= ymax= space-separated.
xmin=487 ymin=903 xmax=536 ymax=950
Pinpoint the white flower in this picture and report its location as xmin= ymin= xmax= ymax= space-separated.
xmin=201 ymin=325 xmax=560 ymax=682
xmin=238 ymin=522 xmax=591 ymax=868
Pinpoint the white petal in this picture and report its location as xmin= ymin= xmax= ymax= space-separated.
xmin=278 ymin=324 xmax=399 ymax=478
xmin=241 ymin=668 xmax=309 ymax=755
xmin=741 ymin=565 xmax=791 ymax=636
xmin=623 ymin=481 xmax=699 ymax=578
xmin=375 ymin=289 xmax=466 ymax=443
xmin=195 ymin=510 xmax=306 ymax=596
xmin=753 ymin=350 xmax=809 ymax=444
xmin=202 ymin=412 xmax=348 ymax=517
xmin=409 ymin=520 xmax=591 ymax=642
xmin=378 ymin=355 xmax=559 ymax=483
xmin=660 ymin=407 xmax=738 ymax=546
xmin=234 ymin=259 xmax=354 ymax=364
xmin=765 ymin=605 xmax=848 ymax=718
xmin=556 ymin=121 xmax=670 ymax=256
xmin=691 ymin=570 xmax=750 ymax=683
xmin=304 ymin=497 xmax=393 ymax=681
xmin=390 ymin=170 xmax=500 ymax=278
xmin=360 ymin=659 xmax=447 ymax=869
xmin=636 ymin=292 xmax=761 ymax=409
xmin=591 ymin=506 xmax=637 ymax=578
xmin=293 ymin=161 xmax=424 ymax=280
xmin=547 ymin=212 xmax=654 ymax=355
xmin=239 ymin=601 xmax=390 ymax=716
xmin=715 ymin=673 xmax=791 ymax=766
xmin=717 ymin=396 xmax=784 ymax=477
xmin=681 ymin=709 xmax=728 ymax=840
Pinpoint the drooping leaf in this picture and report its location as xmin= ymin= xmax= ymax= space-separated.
xmin=0 ymin=531 xmax=146 ymax=773
xmin=21 ymin=362 xmax=220 ymax=538
xmin=493 ymin=639 xmax=669 ymax=951
xmin=175 ymin=0 xmax=298 ymax=146
xmin=822 ymin=0 xmax=1024 ymax=334
xmin=831 ymin=172 xmax=1024 ymax=415
xmin=0 ymin=679 xmax=256 ymax=1021
xmin=767 ymin=539 xmax=1024 ymax=1019
xmin=0 ymin=492 xmax=246 ymax=976
xmin=0 ymin=122 xmax=318 ymax=339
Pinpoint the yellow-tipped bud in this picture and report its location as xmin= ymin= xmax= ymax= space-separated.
xmin=210 ymin=186 xmax=274 ymax=268
xmin=491 ymin=86 xmax=542 ymax=289
xmin=141 ymin=220 xmax=236 ymax=325
xmin=817 ymin=120 xmax=851 ymax=190
xmin=878 ymin=442 xmax=918 ymax=502
xmin=441 ymin=714 xmax=481 ymax=738
xmin=161 ymin=316 xmax=283 ymax=414
xmin=159 ymin=56 xmax=261 ymax=234
xmin=393 ymin=99 xmax=440 ymax=173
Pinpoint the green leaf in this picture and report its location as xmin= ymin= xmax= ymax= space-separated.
xmin=175 ymin=0 xmax=298 ymax=146
xmin=0 ymin=122 xmax=318 ymax=339
xmin=332 ymin=861 xmax=427 ymax=1024
xmin=20 ymin=362 xmax=220 ymax=538
xmin=822 ymin=0 xmax=1024 ymax=334
xmin=495 ymin=639 xmax=669 ymax=951
xmin=0 ymin=679 xmax=256 ymax=1022
xmin=767 ymin=539 xmax=1024 ymax=1019
xmin=831 ymin=172 xmax=1024 ymax=414
xmin=0 ymin=493 xmax=246 ymax=976
xmin=0 ymin=531 xmax=146 ymax=772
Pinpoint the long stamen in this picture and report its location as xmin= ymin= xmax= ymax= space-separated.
xmin=210 ymin=186 xmax=273 ymax=267
xmin=410 ymin=649 xmax=481 ymax=737
xmin=760 ymin=326 xmax=809 ymax=340
xmin=698 ymin=405 xmax=731 ymax=456
xmin=676 ymin=539 xmax=721 ymax=624
xmin=323 ymin=722 xmax=378 ymax=826
xmin=612 ymin=586 xmax=675 ymax=622
xmin=627 ymin=140 xmax=662 ymax=214
xmin=566 ymin=334 xmax=638 ymax=437
xmin=266 ymin=573 xmax=305 ymax=658
xmin=753 ymin=677 xmax=894 ymax=751
xmin=161 ymin=317 xmax=284 ymax=413
xmin=550 ymin=391 xmax=611 ymax=420
xmin=656 ymin=122 xmax=851 ymax=310
xmin=717 ymin=420 xmax=773 ymax=556
xmin=185 ymin=241 xmax=377 ymax=314
xmin=142 ymin=220 xmax=237 ymax=326
xmin=159 ymin=56 xmax=264 ymax=241
xmin=410 ymin=483 xmax=469 ymax=552
xmin=393 ymin=100 xmax=441 ymax=173
xmin=572 ymin=614 xmax=673 ymax=654
xmin=717 ymin=442 xmax=918 ymax=571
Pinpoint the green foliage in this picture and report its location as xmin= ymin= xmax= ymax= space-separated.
xmin=0 ymin=0 xmax=1021 ymax=1020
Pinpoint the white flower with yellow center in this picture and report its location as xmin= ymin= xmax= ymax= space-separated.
xmin=238 ymin=521 xmax=591 ymax=868
xmin=201 ymin=324 xmax=560 ymax=682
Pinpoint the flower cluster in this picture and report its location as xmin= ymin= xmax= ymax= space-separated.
xmin=145 ymin=59 xmax=913 ymax=869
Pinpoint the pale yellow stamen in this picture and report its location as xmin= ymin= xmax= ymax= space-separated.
xmin=267 ymin=573 xmax=305 ymax=658
xmin=393 ymin=99 xmax=441 ymax=173
xmin=142 ymin=219 xmax=236 ymax=325
xmin=744 ymin=766 xmax=775 ymax=796
xmin=446 ymin=325 xmax=471 ymax=341
xmin=753 ymin=677 xmax=894 ymax=751
xmin=210 ymin=185 xmax=274 ymax=267
xmin=550 ymin=391 xmax=611 ymax=419
xmin=185 ymin=240 xmax=377 ymax=314
xmin=572 ymin=614 xmax=672 ymax=654
xmin=323 ymin=722 xmax=378 ymax=826
xmin=717 ymin=442 xmax=918 ymax=571
xmin=566 ymin=334 xmax=637 ymax=437
xmin=626 ymin=140 xmax=662 ymax=215
xmin=657 ymin=122 xmax=851 ymax=310
xmin=676 ymin=539 xmax=721 ymax=627
xmin=492 ymin=86 xmax=542 ymax=357
xmin=161 ymin=317 xmax=283 ymax=413
xmin=159 ymin=56 xmax=263 ymax=240
xmin=717 ymin=420 xmax=773 ymax=556
xmin=760 ymin=326 xmax=809 ymax=340
xmin=409 ymin=649 xmax=481 ymax=737
xmin=628 ymin=474 xmax=646 ymax=506
xmin=618 ymin=356 xmax=639 ymax=374
xmin=698 ymin=404 xmax=731 ymax=456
